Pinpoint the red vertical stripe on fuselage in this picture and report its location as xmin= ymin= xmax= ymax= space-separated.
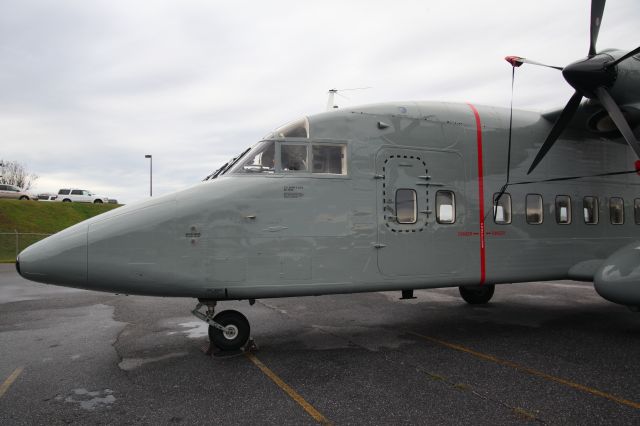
xmin=467 ymin=103 xmax=486 ymax=284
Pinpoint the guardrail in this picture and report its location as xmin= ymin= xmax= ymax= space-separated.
xmin=0 ymin=232 xmax=52 ymax=262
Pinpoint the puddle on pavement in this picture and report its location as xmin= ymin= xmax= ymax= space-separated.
xmin=167 ymin=321 xmax=208 ymax=339
xmin=118 ymin=352 xmax=188 ymax=371
xmin=55 ymin=388 xmax=115 ymax=411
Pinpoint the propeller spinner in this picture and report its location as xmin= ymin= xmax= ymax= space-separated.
xmin=507 ymin=0 xmax=640 ymax=174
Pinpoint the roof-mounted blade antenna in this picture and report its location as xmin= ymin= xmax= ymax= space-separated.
xmin=326 ymin=87 xmax=372 ymax=111
xmin=326 ymin=89 xmax=338 ymax=111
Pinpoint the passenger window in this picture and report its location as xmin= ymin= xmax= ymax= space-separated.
xmin=635 ymin=199 xmax=640 ymax=224
xmin=493 ymin=193 xmax=511 ymax=224
xmin=312 ymin=145 xmax=346 ymax=175
xmin=583 ymin=196 xmax=599 ymax=224
xmin=610 ymin=197 xmax=624 ymax=224
xmin=71 ymin=190 xmax=82 ymax=195
xmin=58 ymin=189 xmax=70 ymax=195
xmin=526 ymin=194 xmax=543 ymax=224
xmin=555 ymin=195 xmax=571 ymax=224
xmin=436 ymin=191 xmax=456 ymax=224
xmin=281 ymin=144 xmax=309 ymax=171
xmin=396 ymin=189 xmax=417 ymax=224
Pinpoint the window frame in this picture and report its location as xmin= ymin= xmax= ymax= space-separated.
xmin=436 ymin=190 xmax=456 ymax=224
xmin=493 ymin=192 xmax=512 ymax=225
xmin=280 ymin=142 xmax=310 ymax=173
xmin=395 ymin=188 xmax=418 ymax=225
xmin=526 ymin=193 xmax=544 ymax=225
xmin=311 ymin=143 xmax=348 ymax=176
xmin=609 ymin=197 xmax=624 ymax=225
xmin=555 ymin=195 xmax=572 ymax=225
xmin=583 ymin=196 xmax=599 ymax=225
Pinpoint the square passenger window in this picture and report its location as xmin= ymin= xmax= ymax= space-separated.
xmin=436 ymin=191 xmax=455 ymax=224
xmin=526 ymin=194 xmax=543 ymax=224
xmin=583 ymin=196 xmax=599 ymax=224
xmin=493 ymin=193 xmax=511 ymax=224
xmin=312 ymin=145 xmax=346 ymax=175
xmin=610 ymin=197 xmax=624 ymax=225
xmin=281 ymin=144 xmax=309 ymax=171
xmin=555 ymin=195 xmax=572 ymax=224
xmin=396 ymin=189 xmax=417 ymax=224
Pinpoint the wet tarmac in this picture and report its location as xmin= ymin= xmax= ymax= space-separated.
xmin=1 ymin=263 xmax=639 ymax=425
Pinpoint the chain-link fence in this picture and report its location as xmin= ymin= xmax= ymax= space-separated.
xmin=0 ymin=232 xmax=52 ymax=262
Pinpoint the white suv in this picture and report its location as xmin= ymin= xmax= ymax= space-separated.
xmin=57 ymin=189 xmax=109 ymax=204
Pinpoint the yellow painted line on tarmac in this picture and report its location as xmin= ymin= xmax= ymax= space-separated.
xmin=0 ymin=367 xmax=24 ymax=399
xmin=408 ymin=331 xmax=640 ymax=410
xmin=245 ymin=353 xmax=331 ymax=425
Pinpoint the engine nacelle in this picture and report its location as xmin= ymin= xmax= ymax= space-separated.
xmin=594 ymin=241 xmax=640 ymax=308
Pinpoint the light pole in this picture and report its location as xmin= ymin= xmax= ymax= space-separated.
xmin=144 ymin=154 xmax=152 ymax=197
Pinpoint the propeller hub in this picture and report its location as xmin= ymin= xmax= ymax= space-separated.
xmin=562 ymin=54 xmax=616 ymax=98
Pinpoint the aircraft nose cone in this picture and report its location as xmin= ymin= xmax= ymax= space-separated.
xmin=17 ymin=224 xmax=88 ymax=288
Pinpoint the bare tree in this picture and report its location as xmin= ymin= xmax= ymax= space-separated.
xmin=0 ymin=160 xmax=38 ymax=190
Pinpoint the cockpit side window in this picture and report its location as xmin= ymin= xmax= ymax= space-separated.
xmin=232 ymin=141 xmax=275 ymax=174
xmin=312 ymin=144 xmax=346 ymax=175
xmin=281 ymin=144 xmax=309 ymax=171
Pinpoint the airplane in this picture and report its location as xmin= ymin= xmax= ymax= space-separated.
xmin=15 ymin=0 xmax=640 ymax=352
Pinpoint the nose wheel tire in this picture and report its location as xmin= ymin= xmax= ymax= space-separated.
xmin=459 ymin=284 xmax=495 ymax=304
xmin=208 ymin=310 xmax=250 ymax=351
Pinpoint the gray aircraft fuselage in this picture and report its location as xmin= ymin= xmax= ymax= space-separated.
xmin=16 ymin=49 xmax=640 ymax=309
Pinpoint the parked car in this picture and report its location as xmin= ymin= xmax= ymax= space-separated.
xmin=57 ymin=189 xmax=109 ymax=204
xmin=0 ymin=184 xmax=37 ymax=200
xmin=37 ymin=193 xmax=58 ymax=201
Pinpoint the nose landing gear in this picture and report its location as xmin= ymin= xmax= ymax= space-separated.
xmin=208 ymin=310 xmax=251 ymax=351
xmin=192 ymin=302 xmax=251 ymax=352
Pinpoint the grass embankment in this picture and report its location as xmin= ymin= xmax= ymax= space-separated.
xmin=0 ymin=200 xmax=121 ymax=262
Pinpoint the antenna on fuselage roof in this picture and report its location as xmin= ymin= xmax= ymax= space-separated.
xmin=326 ymin=87 xmax=371 ymax=111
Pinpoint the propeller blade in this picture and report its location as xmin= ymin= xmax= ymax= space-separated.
xmin=504 ymin=56 xmax=563 ymax=70
xmin=589 ymin=0 xmax=606 ymax=56
xmin=606 ymin=46 xmax=640 ymax=68
xmin=594 ymin=87 xmax=640 ymax=158
xmin=527 ymin=91 xmax=584 ymax=174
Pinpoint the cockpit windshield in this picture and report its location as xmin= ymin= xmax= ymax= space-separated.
xmin=228 ymin=141 xmax=275 ymax=174
xmin=206 ymin=117 xmax=310 ymax=178
xmin=263 ymin=117 xmax=309 ymax=139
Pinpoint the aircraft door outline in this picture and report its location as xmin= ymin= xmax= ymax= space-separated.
xmin=375 ymin=147 xmax=467 ymax=277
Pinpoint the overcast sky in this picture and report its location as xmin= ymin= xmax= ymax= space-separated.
xmin=1 ymin=0 xmax=638 ymax=203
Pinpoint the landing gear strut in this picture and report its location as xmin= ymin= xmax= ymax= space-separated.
xmin=459 ymin=284 xmax=495 ymax=304
xmin=192 ymin=302 xmax=251 ymax=351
